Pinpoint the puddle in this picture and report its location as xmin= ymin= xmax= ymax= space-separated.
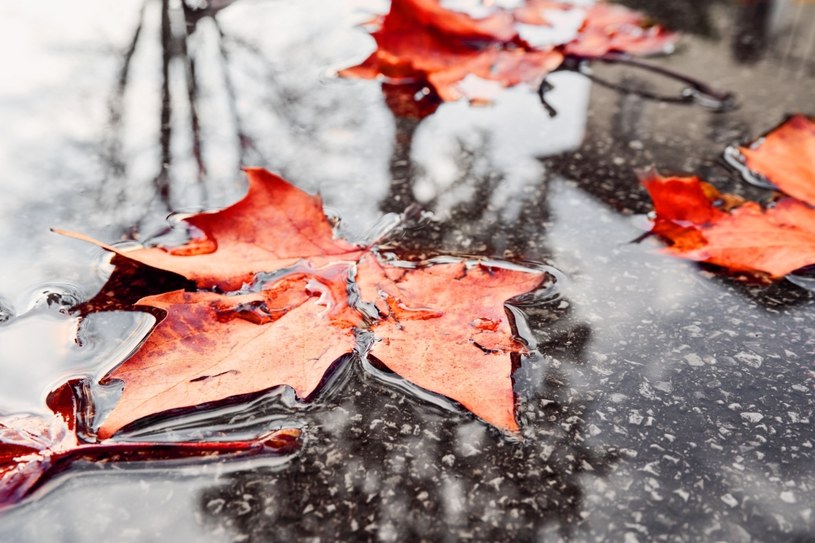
xmin=0 ymin=0 xmax=814 ymax=541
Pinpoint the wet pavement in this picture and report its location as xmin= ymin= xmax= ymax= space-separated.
xmin=0 ymin=0 xmax=814 ymax=541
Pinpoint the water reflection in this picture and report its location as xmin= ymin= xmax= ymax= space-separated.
xmin=758 ymin=0 xmax=815 ymax=74
xmin=198 ymin=354 xmax=617 ymax=541
xmin=0 ymin=283 xmax=153 ymax=414
xmin=381 ymin=72 xmax=588 ymax=258
xmin=618 ymin=0 xmax=723 ymax=37
xmin=731 ymin=0 xmax=773 ymax=64
xmin=0 ymin=0 xmax=814 ymax=541
xmin=2 ymin=461 xmax=293 ymax=543
xmin=96 ymin=0 xmax=394 ymax=239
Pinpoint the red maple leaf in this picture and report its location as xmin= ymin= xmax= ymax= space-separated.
xmin=59 ymin=168 xmax=546 ymax=439
xmin=735 ymin=114 xmax=815 ymax=205
xmin=642 ymin=115 xmax=815 ymax=278
xmin=58 ymin=171 xmax=363 ymax=291
xmin=341 ymin=0 xmax=676 ymax=106
xmin=0 ymin=380 xmax=301 ymax=510
xmin=641 ymin=166 xmax=815 ymax=279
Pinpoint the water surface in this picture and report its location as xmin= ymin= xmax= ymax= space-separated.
xmin=0 ymin=1 xmax=814 ymax=541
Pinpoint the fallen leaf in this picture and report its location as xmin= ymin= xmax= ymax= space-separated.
xmin=0 ymin=380 xmax=301 ymax=510
xmin=736 ymin=115 xmax=815 ymax=205
xmin=341 ymin=1 xmax=564 ymax=104
xmin=341 ymin=0 xmax=676 ymax=107
xmin=57 ymin=168 xmax=363 ymax=291
xmin=61 ymin=169 xmax=546 ymax=439
xmin=357 ymin=255 xmax=543 ymax=432
xmin=563 ymin=4 xmax=677 ymax=57
xmin=642 ymin=171 xmax=815 ymax=278
xmin=97 ymin=266 xmax=360 ymax=439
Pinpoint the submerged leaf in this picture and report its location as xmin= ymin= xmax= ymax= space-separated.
xmin=0 ymin=413 xmax=76 ymax=509
xmin=0 ymin=380 xmax=302 ymax=510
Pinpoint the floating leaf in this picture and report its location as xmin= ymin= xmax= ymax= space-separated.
xmin=341 ymin=0 xmax=676 ymax=107
xmin=736 ymin=115 xmax=815 ymax=205
xmin=642 ymin=171 xmax=815 ymax=279
xmin=60 ymin=169 xmax=546 ymax=440
xmin=0 ymin=381 xmax=301 ymax=510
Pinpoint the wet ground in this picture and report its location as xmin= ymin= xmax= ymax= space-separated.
xmin=1 ymin=0 xmax=814 ymax=541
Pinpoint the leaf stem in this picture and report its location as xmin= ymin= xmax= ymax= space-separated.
xmin=68 ymin=428 xmax=300 ymax=463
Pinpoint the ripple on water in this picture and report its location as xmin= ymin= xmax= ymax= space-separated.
xmin=0 ymin=296 xmax=14 ymax=324
xmin=0 ymin=281 xmax=154 ymax=415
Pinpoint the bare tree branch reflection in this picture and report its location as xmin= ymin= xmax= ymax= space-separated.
xmin=381 ymin=116 xmax=422 ymax=215
xmin=98 ymin=0 xmax=258 ymax=231
xmin=211 ymin=18 xmax=260 ymax=165
xmin=100 ymin=3 xmax=145 ymax=205
xmin=157 ymin=0 xmax=173 ymax=202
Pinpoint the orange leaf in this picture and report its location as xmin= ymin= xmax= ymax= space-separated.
xmin=97 ymin=266 xmax=359 ymax=439
xmin=564 ymin=4 xmax=677 ymax=57
xmin=357 ymin=255 xmax=545 ymax=432
xmin=58 ymin=168 xmax=362 ymax=291
xmin=341 ymin=0 xmax=676 ymax=109
xmin=642 ymin=171 xmax=815 ymax=278
xmin=737 ymin=115 xmax=815 ymax=206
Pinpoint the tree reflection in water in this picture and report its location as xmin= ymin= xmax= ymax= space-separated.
xmin=99 ymin=0 xmax=254 ymax=232
xmin=90 ymin=2 xmax=614 ymax=539
xmin=96 ymin=0 xmax=392 ymax=239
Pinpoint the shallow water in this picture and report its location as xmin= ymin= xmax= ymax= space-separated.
xmin=1 ymin=0 xmax=814 ymax=541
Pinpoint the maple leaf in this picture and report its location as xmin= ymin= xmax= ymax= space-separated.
xmin=356 ymin=255 xmax=542 ymax=432
xmin=641 ymin=171 xmax=815 ymax=279
xmin=562 ymin=4 xmax=677 ymax=58
xmin=57 ymin=168 xmax=363 ymax=291
xmin=341 ymin=0 xmax=676 ymax=107
xmin=0 ymin=380 xmax=301 ymax=510
xmin=61 ymin=169 xmax=546 ymax=439
xmin=734 ymin=115 xmax=815 ymax=205
xmin=97 ymin=267 xmax=360 ymax=439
